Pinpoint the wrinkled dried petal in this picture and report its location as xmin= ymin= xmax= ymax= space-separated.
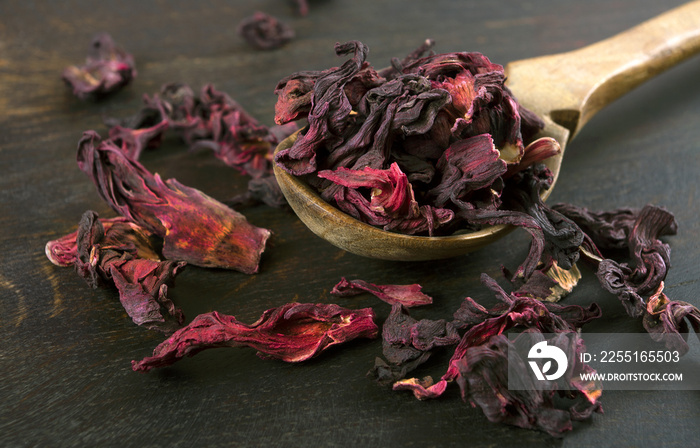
xmin=395 ymin=276 xmax=602 ymax=436
xmin=46 ymin=216 xmax=153 ymax=267
xmin=132 ymin=303 xmax=378 ymax=371
xmin=273 ymin=40 xmax=551 ymax=239
xmin=73 ymin=211 xmax=185 ymax=333
xmin=320 ymin=162 xmax=453 ymax=235
xmin=108 ymin=120 xmax=169 ymax=160
xmin=428 ymin=134 xmax=506 ymax=210
xmin=566 ymin=205 xmax=679 ymax=318
xmin=274 ymin=41 xmax=369 ymax=175
xmin=369 ymin=304 xmax=460 ymax=385
xmin=77 ymin=131 xmax=270 ymax=273
xmin=395 ymin=274 xmax=601 ymax=394
xmin=330 ymin=277 xmax=433 ymax=307
xmin=642 ymin=282 xmax=700 ymax=355
xmin=237 ymin=11 xmax=295 ymax=50
xmin=62 ymin=33 xmax=136 ymax=100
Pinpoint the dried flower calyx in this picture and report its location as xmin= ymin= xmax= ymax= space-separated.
xmin=77 ymin=131 xmax=271 ymax=273
xmin=105 ymin=83 xmax=298 ymax=208
xmin=392 ymin=274 xmax=602 ymax=437
xmin=62 ymin=33 xmax=136 ymax=100
xmin=237 ymin=11 xmax=295 ymax=50
xmin=132 ymin=303 xmax=378 ymax=371
xmin=47 ymin=210 xmax=185 ymax=333
xmin=330 ymin=277 xmax=433 ymax=307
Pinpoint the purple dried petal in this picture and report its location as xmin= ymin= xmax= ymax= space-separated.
xmin=62 ymin=33 xmax=136 ymax=100
xmin=563 ymin=204 xmax=679 ymax=318
xmin=108 ymin=119 xmax=169 ymax=160
xmin=132 ymin=303 xmax=378 ymax=371
xmin=330 ymin=277 xmax=433 ymax=307
xmin=73 ymin=211 xmax=185 ymax=333
xmin=642 ymin=282 xmax=700 ymax=355
xmin=237 ymin=11 xmax=295 ymax=50
xmin=504 ymin=137 xmax=561 ymax=179
xmin=320 ymin=163 xmax=454 ymax=235
xmin=77 ymin=131 xmax=271 ymax=273
xmin=428 ymin=134 xmax=506 ymax=210
xmin=394 ymin=276 xmax=602 ymax=436
xmin=369 ymin=304 xmax=459 ymax=385
xmin=274 ymin=41 xmax=369 ymax=175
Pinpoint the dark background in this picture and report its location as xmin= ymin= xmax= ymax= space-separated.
xmin=1 ymin=1 xmax=699 ymax=446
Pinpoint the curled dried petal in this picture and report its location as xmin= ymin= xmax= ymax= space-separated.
xmin=330 ymin=277 xmax=433 ymax=307
xmin=77 ymin=131 xmax=270 ymax=273
xmin=237 ymin=11 xmax=295 ymax=50
xmin=132 ymin=303 xmax=378 ymax=371
xmin=62 ymin=33 xmax=136 ymax=100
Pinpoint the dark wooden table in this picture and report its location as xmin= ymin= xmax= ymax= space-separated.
xmin=2 ymin=1 xmax=699 ymax=446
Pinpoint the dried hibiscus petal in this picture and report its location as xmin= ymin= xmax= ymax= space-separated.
xmin=555 ymin=204 xmax=677 ymax=318
xmin=272 ymin=40 xmax=557 ymax=240
xmin=132 ymin=303 xmax=378 ymax=372
xmin=62 ymin=33 xmax=136 ymax=100
xmin=70 ymin=210 xmax=185 ymax=333
xmin=643 ymin=282 xmax=700 ymax=355
xmin=237 ymin=11 xmax=295 ymax=50
xmin=330 ymin=277 xmax=433 ymax=307
xmin=106 ymin=83 xmax=295 ymax=208
xmin=319 ymin=162 xmax=454 ymax=235
xmin=369 ymin=303 xmax=460 ymax=385
xmin=46 ymin=216 xmax=158 ymax=267
xmin=77 ymin=131 xmax=271 ymax=273
xmin=393 ymin=274 xmax=602 ymax=436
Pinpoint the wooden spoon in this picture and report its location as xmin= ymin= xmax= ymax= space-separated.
xmin=273 ymin=1 xmax=700 ymax=261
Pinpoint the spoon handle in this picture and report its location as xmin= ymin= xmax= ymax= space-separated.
xmin=505 ymin=0 xmax=700 ymax=139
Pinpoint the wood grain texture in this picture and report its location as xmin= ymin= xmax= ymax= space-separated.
xmin=1 ymin=1 xmax=699 ymax=447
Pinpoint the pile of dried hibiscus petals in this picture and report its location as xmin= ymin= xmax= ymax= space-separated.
xmin=46 ymin=38 xmax=700 ymax=438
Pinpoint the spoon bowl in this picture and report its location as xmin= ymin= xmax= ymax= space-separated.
xmin=273 ymin=1 xmax=700 ymax=261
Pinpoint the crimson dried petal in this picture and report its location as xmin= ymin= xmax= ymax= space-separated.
xmin=319 ymin=162 xmax=453 ymax=235
xmin=62 ymin=33 xmax=136 ymax=100
xmin=330 ymin=277 xmax=433 ymax=307
xmin=132 ymin=303 xmax=378 ymax=372
xmin=450 ymin=333 xmax=601 ymax=437
xmin=73 ymin=211 xmax=185 ymax=333
xmin=237 ymin=11 xmax=295 ymax=50
xmin=394 ymin=275 xmax=602 ymax=436
xmin=77 ymin=131 xmax=270 ymax=273
xmin=107 ymin=83 xmax=293 ymax=208
xmin=504 ymin=137 xmax=561 ymax=179
xmin=46 ymin=216 xmax=146 ymax=267
xmin=273 ymin=40 xmax=554 ymax=240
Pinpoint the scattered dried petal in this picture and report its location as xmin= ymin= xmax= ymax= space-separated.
xmin=132 ymin=303 xmax=378 ymax=371
xmin=237 ymin=11 xmax=295 ymax=50
xmin=77 ymin=131 xmax=271 ymax=273
xmin=62 ymin=33 xmax=136 ymax=100
xmin=72 ymin=210 xmax=185 ymax=333
xmin=330 ymin=277 xmax=433 ymax=307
